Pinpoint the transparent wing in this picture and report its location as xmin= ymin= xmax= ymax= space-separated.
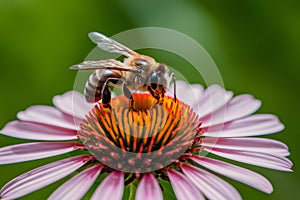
xmin=88 ymin=32 xmax=138 ymax=57
xmin=70 ymin=59 xmax=141 ymax=73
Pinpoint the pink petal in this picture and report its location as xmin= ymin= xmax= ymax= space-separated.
xmin=53 ymin=91 xmax=95 ymax=120
xmin=204 ymin=147 xmax=292 ymax=171
xmin=202 ymin=137 xmax=290 ymax=156
xmin=190 ymin=155 xmax=273 ymax=193
xmin=0 ymin=121 xmax=77 ymax=140
xmin=204 ymin=114 xmax=284 ymax=137
xmin=48 ymin=164 xmax=103 ymax=200
xmin=135 ymin=173 xmax=163 ymax=200
xmin=17 ymin=105 xmax=80 ymax=130
xmin=167 ymin=169 xmax=204 ymax=200
xmin=91 ymin=171 xmax=124 ymax=200
xmin=167 ymin=80 xmax=204 ymax=107
xmin=0 ymin=142 xmax=82 ymax=164
xmin=181 ymin=164 xmax=241 ymax=200
xmin=0 ymin=155 xmax=91 ymax=200
xmin=195 ymin=85 xmax=233 ymax=118
xmin=201 ymin=94 xmax=261 ymax=127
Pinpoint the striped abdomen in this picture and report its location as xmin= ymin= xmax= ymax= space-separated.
xmin=84 ymin=69 xmax=122 ymax=103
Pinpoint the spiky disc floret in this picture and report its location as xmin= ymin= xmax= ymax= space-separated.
xmin=79 ymin=94 xmax=202 ymax=173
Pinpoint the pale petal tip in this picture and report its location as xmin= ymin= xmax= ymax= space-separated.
xmin=265 ymin=185 xmax=274 ymax=194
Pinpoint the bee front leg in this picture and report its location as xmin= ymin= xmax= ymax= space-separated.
xmin=122 ymin=82 xmax=135 ymax=110
xmin=101 ymin=85 xmax=111 ymax=109
xmin=102 ymin=78 xmax=122 ymax=109
xmin=171 ymin=73 xmax=177 ymax=103
xmin=147 ymin=86 xmax=162 ymax=104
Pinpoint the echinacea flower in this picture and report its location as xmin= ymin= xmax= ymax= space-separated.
xmin=0 ymin=81 xmax=292 ymax=200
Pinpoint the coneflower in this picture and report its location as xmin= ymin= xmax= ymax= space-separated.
xmin=0 ymin=81 xmax=292 ymax=200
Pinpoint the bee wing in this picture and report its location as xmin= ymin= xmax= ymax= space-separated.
xmin=88 ymin=32 xmax=138 ymax=57
xmin=70 ymin=59 xmax=141 ymax=73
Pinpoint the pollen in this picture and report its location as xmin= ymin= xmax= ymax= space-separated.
xmin=79 ymin=94 xmax=202 ymax=173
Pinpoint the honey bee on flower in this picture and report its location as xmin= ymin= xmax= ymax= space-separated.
xmin=71 ymin=32 xmax=176 ymax=109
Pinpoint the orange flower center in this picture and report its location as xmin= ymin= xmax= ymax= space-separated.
xmin=79 ymin=94 xmax=202 ymax=173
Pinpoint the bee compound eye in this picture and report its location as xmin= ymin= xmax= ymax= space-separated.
xmin=150 ymin=72 xmax=158 ymax=90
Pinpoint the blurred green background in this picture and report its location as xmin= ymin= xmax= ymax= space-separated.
xmin=0 ymin=0 xmax=299 ymax=199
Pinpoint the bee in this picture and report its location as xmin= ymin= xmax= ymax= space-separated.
xmin=70 ymin=32 xmax=176 ymax=109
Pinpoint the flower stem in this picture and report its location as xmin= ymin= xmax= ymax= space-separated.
xmin=128 ymin=183 xmax=137 ymax=200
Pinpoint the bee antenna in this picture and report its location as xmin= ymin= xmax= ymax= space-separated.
xmin=171 ymin=73 xmax=177 ymax=103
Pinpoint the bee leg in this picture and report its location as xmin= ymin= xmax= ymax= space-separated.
xmin=122 ymin=82 xmax=135 ymax=110
xmin=147 ymin=86 xmax=161 ymax=105
xmin=101 ymin=85 xmax=111 ymax=109
xmin=158 ymin=86 xmax=166 ymax=104
xmin=101 ymin=78 xmax=121 ymax=109
xmin=171 ymin=73 xmax=177 ymax=103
